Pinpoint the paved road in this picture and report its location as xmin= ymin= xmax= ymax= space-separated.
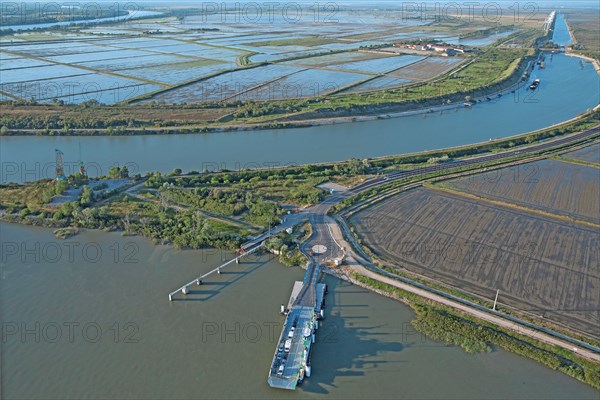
xmin=351 ymin=125 xmax=600 ymax=194
xmin=332 ymin=215 xmax=600 ymax=362
xmin=303 ymin=125 xmax=600 ymax=255
xmin=241 ymin=213 xmax=307 ymax=250
xmin=295 ymin=126 xmax=600 ymax=361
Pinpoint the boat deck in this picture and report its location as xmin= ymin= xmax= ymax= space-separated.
xmin=267 ymin=263 xmax=326 ymax=390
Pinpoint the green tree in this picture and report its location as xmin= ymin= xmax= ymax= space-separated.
xmin=69 ymin=172 xmax=87 ymax=187
xmin=79 ymin=185 xmax=93 ymax=206
xmin=108 ymin=166 xmax=121 ymax=179
xmin=54 ymin=179 xmax=69 ymax=195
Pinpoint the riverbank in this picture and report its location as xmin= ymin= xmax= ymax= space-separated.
xmin=278 ymin=51 xmax=536 ymax=124
xmin=2 ymin=106 xmax=599 ymax=394
xmin=349 ymin=272 xmax=600 ymax=389
xmin=567 ymin=50 xmax=600 ymax=76
xmin=4 ymin=220 xmax=596 ymax=400
xmin=563 ymin=16 xmax=600 ymax=77
xmin=560 ymin=10 xmax=600 ymax=67
xmin=2 ymin=107 xmax=598 ymax=232
xmin=324 ymin=200 xmax=600 ymax=389
xmin=0 ymin=48 xmax=538 ymax=136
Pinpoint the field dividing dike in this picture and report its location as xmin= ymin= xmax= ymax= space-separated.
xmin=0 ymin=89 xmax=18 ymax=100
xmin=349 ymin=228 xmax=597 ymax=339
xmin=220 ymin=68 xmax=308 ymax=102
xmin=557 ymin=139 xmax=600 ymax=155
xmin=274 ymin=49 xmax=353 ymax=65
xmin=38 ymin=83 xmax=154 ymax=102
xmin=310 ymin=53 xmax=436 ymax=80
xmin=5 ymin=35 xmax=246 ymax=89
xmin=149 ymin=36 xmax=250 ymax=55
xmin=0 ymin=48 xmax=167 ymax=88
xmin=338 ymin=208 xmax=600 ymax=347
xmin=339 ymin=214 xmax=507 ymax=312
xmin=554 ymin=155 xmax=600 ymax=169
xmin=338 ymin=128 xmax=600 ymax=223
xmin=124 ymin=62 xmax=270 ymax=104
xmin=237 ymin=52 xmax=258 ymax=67
xmin=340 ymin=185 xmax=600 ymax=345
xmin=328 ymin=75 xmax=381 ymax=96
xmin=386 ymin=55 xmax=432 ymax=74
xmin=330 ymin=55 xmax=470 ymax=97
xmin=283 ymin=51 xmax=537 ymax=123
xmin=120 ymin=64 xmax=264 ymax=104
xmin=335 ymin=55 xmax=469 ymax=96
xmin=301 ymin=65 xmax=375 ymax=76
xmin=341 ymin=152 xmax=561 ymax=216
xmin=336 ymin=213 xmax=600 ymax=363
xmin=425 ymin=183 xmax=600 ymax=230
xmin=403 ymin=56 xmax=469 ymax=83
xmin=79 ymin=39 xmax=227 ymax=64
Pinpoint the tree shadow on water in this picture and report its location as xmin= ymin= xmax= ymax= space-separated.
xmin=300 ymin=278 xmax=408 ymax=394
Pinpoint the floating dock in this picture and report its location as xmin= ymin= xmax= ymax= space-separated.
xmin=267 ymin=263 xmax=326 ymax=390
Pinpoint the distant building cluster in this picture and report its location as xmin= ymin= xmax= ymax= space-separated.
xmin=395 ymin=43 xmax=466 ymax=56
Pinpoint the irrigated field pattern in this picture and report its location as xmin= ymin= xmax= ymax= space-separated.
xmin=563 ymin=143 xmax=600 ymax=165
xmin=351 ymin=188 xmax=600 ymax=335
xmin=1 ymin=7 xmax=496 ymax=104
xmin=443 ymin=159 xmax=600 ymax=224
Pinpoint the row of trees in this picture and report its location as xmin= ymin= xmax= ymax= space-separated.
xmin=411 ymin=303 xmax=600 ymax=388
xmin=108 ymin=166 xmax=130 ymax=179
xmin=145 ymin=158 xmax=370 ymax=189
xmin=0 ymin=112 xmax=153 ymax=130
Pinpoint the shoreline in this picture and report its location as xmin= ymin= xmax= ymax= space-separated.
xmin=564 ymin=16 xmax=578 ymax=46
xmin=566 ymin=50 xmax=600 ymax=76
xmin=2 ymin=122 xmax=599 ymax=388
xmin=4 ymin=50 xmax=597 ymax=138
xmin=1 ymin=50 xmax=538 ymax=137
xmin=561 ymin=13 xmax=599 ymax=77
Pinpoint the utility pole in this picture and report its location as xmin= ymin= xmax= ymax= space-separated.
xmin=492 ymin=289 xmax=500 ymax=311
xmin=78 ymin=140 xmax=87 ymax=177
xmin=268 ymin=214 xmax=272 ymax=237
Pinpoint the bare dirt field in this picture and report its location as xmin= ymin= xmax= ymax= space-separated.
xmin=388 ymin=57 xmax=464 ymax=81
xmin=441 ymin=159 xmax=600 ymax=224
xmin=351 ymin=187 xmax=600 ymax=336
xmin=563 ymin=143 xmax=600 ymax=165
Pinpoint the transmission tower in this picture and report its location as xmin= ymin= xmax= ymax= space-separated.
xmin=55 ymin=149 xmax=66 ymax=181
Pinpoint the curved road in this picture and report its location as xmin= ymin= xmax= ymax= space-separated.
xmin=298 ymin=126 xmax=600 ymax=362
